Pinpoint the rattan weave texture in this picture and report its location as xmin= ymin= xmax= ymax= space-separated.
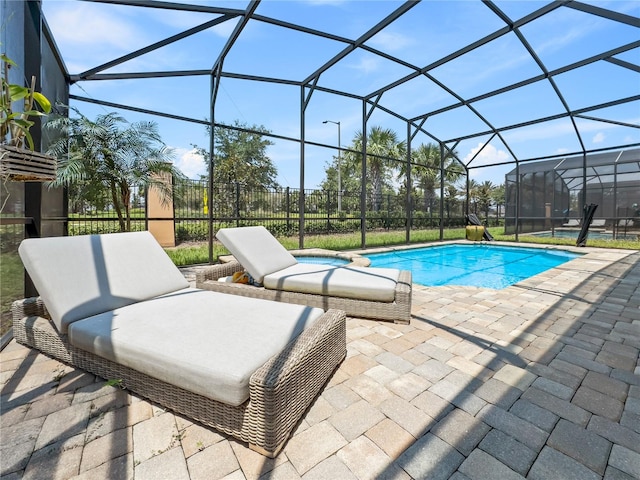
xmin=12 ymin=297 xmax=346 ymax=456
xmin=196 ymin=261 xmax=412 ymax=324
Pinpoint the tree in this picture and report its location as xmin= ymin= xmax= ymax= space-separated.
xmin=406 ymin=143 xmax=438 ymax=212
xmin=491 ymin=183 xmax=506 ymax=224
xmin=477 ymin=180 xmax=495 ymax=221
xmin=319 ymin=154 xmax=360 ymax=212
xmin=215 ymin=121 xmax=277 ymax=189
xmin=399 ymin=143 xmax=464 ymax=213
xmin=47 ymin=111 xmax=180 ymax=232
xmin=194 ymin=121 xmax=277 ymax=188
xmin=347 ymin=126 xmax=406 ymax=211
xmin=468 ymin=179 xmax=480 ymax=215
xmin=193 ymin=120 xmax=278 ymax=216
xmin=444 ymin=184 xmax=459 ymax=220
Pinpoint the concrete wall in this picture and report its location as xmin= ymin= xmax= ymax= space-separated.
xmin=147 ymin=171 xmax=176 ymax=247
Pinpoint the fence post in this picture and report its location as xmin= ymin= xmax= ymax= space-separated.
xmin=235 ymin=182 xmax=240 ymax=227
xmin=286 ymin=187 xmax=290 ymax=235
xmin=326 ymin=190 xmax=331 ymax=233
xmin=386 ymin=194 xmax=390 ymax=230
xmin=430 ymin=197 xmax=433 ymax=227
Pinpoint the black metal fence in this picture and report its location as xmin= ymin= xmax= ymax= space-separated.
xmin=65 ymin=178 xmax=469 ymax=243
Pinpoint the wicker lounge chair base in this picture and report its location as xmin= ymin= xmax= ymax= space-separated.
xmin=196 ymin=261 xmax=412 ymax=324
xmin=12 ymin=297 xmax=346 ymax=457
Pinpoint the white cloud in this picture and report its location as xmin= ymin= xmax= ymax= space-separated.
xmin=46 ymin=3 xmax=142 ymax=52
xmin=369 ymin=31 xmax=414 ymax=52
xmin=348 ymin=56 xmax=380 ymax=75
xmin=502 ymin=120 xmax=576 ymax=143
xmin=173 ymin=148 xmax=207 ymax=179
xmin=211 ymin=18 xmax=241 ymax=39
xmin=592 ymin=132 xmax=605 ymax=144
xmin=533 ymin=27 xmax=586 ymax=58
xmin=465 ymin=143 xmax=511 ymax=180
xmin=146 ymin=9 xmax=219 ymax=31
xmin=463 ymin=143 xmax=510 ymax=169
xmin=491 ymin=115 xmax=639 ymax=146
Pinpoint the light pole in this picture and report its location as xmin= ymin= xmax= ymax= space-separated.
xmin=323 ymin=120 xmax=341 ymax=212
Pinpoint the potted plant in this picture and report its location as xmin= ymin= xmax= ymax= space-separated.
xmin=0 ymin=52 xmax=56 ymax=182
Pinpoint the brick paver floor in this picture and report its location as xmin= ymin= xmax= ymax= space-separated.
xmin=2 ymin=244 xmax=639 ymax=479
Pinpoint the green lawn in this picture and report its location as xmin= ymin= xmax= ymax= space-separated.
xmin=493 ymin=231 xmax=640 ymax=250
xmin=1 ymin=252 xmax=24 ymax=336
xmin=164 ymin=229 xmax=469 ymax=265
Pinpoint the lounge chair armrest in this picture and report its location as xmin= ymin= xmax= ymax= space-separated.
xmin=195 ymin=261 xmax=244 ymax=283
xmin=251 ymin=308 xmax=346 ymax=389
xmin=395 ymin=270 xmax=412 ymax=305
xmin=247 ymin=308 xmax=346 ymax=453
xmin=11 ymin=297 xmax=50 ymax=323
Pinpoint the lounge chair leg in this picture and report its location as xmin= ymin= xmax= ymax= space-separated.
xmin=249 ymin=442 xmax=284 ymax=458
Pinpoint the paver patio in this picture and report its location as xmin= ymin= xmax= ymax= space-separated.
xmin=1 ymin=244 xmax=639 ymax=479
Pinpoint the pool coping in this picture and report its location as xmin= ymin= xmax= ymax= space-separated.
xmin=347 ymin=240 xmax=639 ymax=291
xmin=348 ymin=239 xmax=588 ymax=256
xmin=219 ymin=248 xmax=372 ymax=267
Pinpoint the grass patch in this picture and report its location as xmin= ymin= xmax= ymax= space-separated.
xmin=289 ymin=228 xmax=468 ymax=250
xmin=1 ymin=252 xmax=24 ymax=336
xmin=165 ymin=228 xmax=468 ymax=265
xmin=493 ymin=230 xmax=640 ymax=250
xmin=164 ymin=244 xmax=228 ymax=266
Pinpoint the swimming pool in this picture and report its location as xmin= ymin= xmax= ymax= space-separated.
xmin=365 ymin=244 xmax=580 ymax=289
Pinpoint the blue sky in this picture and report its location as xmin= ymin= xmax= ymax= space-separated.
xmin=42 ymin=0 xmax=639 ymax=188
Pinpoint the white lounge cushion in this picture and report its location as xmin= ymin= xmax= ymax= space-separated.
xmin=68 ymin=288 xmax=324 ymax=406
xmin=19 ymin=232 xmax=189 ymax=333
xmin=216 ymin=226 xmax=298 ymax=284
xmin=264 ymin=263 xmax=400 ymax=302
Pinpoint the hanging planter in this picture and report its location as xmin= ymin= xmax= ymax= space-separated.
xmin=1 ymin=53 xmax=55 ymax=183
xmin=0 ymin=144 xmax=56 ymax=181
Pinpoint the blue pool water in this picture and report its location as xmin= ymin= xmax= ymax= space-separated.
xmin=365 ymin=244 xmax=580 ymax=289
xmin=294 ymin=256 xmax=350 ymax=266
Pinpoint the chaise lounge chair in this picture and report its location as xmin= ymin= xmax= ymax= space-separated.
xmin=618 ymin=219 xmax=634 ymax=228
xmin=12 ymin=231 xmax=346 ymax=457
xmin=563 ymin=218 xmax=581 ymax=227
xmin=195 ymin=226 xmax=412 ymax=324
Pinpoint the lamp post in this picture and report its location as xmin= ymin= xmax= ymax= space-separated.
xmin=323 ymin=120 xmax=341 ymax=212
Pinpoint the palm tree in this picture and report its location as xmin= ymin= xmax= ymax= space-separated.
xmin=444 ymin=184 xmax=458 ymax=220
xmin=477 ymin=180 xmax=495 ymax=221
xmin=401 ymin=143 xmax=464 ymax=213
xmin=408 ymin=143 xmax=438 ymax=212
xmin=491 ymin=183 xmax=506 ymax=224
xmin=47 ymin=111 xmax=180 ymax=232
xmin=468 ymin=179 xmax=480 ymax=215
xmin=350 ymin=126 xmax=406 ymax=212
